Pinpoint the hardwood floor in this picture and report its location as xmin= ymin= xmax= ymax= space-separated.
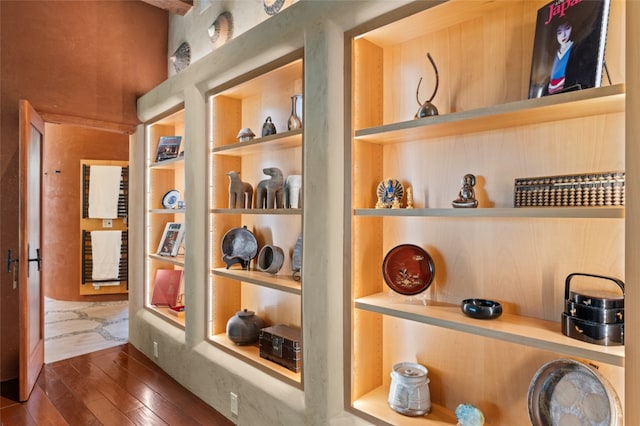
xmin=0 ymin=344 xmax=234 ymax=426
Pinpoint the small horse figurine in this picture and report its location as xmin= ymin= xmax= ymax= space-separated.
xmin=256 ymin=167 xmax=284 ymax=209
xmin=227 ymin=171 xmax=253 ymax=208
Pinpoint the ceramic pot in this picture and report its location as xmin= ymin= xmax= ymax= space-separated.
xmin=287 ymin=94 xmax=302 ymax=130
xmin=237 ymin=127 xmax=255 ymax=142
xmin=257 ymin=245 xmax=284 ymax=274
xmin=226 ymin=309 xmax=265 ymax=345
xmin=388 ymin=362 xmax=431 ymax=416
xmin=261 ymin=116 xmax=277 ymax=136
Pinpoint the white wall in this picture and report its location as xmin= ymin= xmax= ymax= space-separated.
xmin=132 ymin=2 xmax=412 ymax=425
xmin=168 ymin=0 xmax=299 ymax=78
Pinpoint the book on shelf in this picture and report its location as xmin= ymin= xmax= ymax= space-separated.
xmin=150 ymin=269 xmax=183 ymax=306
xmin=157 ymin=222 xmax=185 ymax=257
xmin=155 ymin=135 xmax=182 ymax=162
xmin=528 ymin=0 xmax=610 ymax=99
xmin=168 ymin=305 xmax=185 ymax=318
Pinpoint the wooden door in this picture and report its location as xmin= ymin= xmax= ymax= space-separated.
xmin=18 ymin=99 xmax=45 ymax=401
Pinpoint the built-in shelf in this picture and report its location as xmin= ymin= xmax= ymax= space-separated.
xmin=148 ymin=306 xmax=185 ymax=328
xmin=150 ymin=156 xmax=185 ymax=169
xmin=355 ymin=84 xmax=624 ymax=144
xmin=145 ymin=107 xmax=186 ymax=328
xmin=211 ymin=268 xmax=301 ymax=295
xmin=207 ymin=52 xmax=304 ymax=390
xmin=210 ymin=208 xmax=302 ymax=215
xmin=353 ymin=386 xmax=457 ymax=425
xmin=149 ymin=208 xmax=186 ymax=214
xmin=354 ymin=207 xmax=625 ymax=219
xmin=355 ymin=293 xmax=625 ymax=367
xmin=209 ymin=334 xmax=301 ymax=386
xmin=148 ymin=253 xmax=185 ymax=267
xmin=212 ymin=129 xmax=302 ymax=156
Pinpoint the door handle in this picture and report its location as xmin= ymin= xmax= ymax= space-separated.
xmin=28 ymin=248 xmax=41 ymax=272
xmin=7 ymin=250 xmax=19 ymax=289
xmin=27 ymin=245 xmax=41 ymax=277
xmin=6 ymin=249 xmax=18 ymax=272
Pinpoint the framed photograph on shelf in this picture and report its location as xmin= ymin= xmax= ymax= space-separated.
xmin=157 ymin=222 xmax=185 ymax=257
xmin=528 ymin=0 xmax=610 ymax=99
xmin=155 ymin=135 xmax=182 ymax=162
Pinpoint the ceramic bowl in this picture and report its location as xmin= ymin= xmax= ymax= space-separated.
xmin=257 ymin=245 xmax=284 ymax=274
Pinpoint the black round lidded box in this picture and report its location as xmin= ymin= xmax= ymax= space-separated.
xmin=561 ymin=272 xmax=624 ymax=346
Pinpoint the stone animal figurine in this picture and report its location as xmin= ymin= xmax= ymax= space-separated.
xmin=227 ymin=171 xmax=253 ymax=209
xmin=256 ymin=167 xmax=284 ymax=209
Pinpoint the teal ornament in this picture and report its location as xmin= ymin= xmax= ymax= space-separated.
xmin=455 ymin=403 xmax=485 ymax=426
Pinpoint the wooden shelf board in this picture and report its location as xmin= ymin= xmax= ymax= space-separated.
xmin=148 ymin=253 xmax=185 ymax=267
xmin=209 ymin=333 xmax=302 ymax=387
xmin=149 ymin=208 xmax=186 ymax=214
xmin=215 ymin=59 xmax=303 ymax=99
xmin=146 ymin=306 xmax=186 ymax=329
xmin=353 ymin=385 xmax=457 ymax=425
xmin=212 ymin=268 xmax=301 ymax=295
xmin=355 ymin=293 xmax=625 ymax=367
xmin=210 ymin=208 xmax=302 ymax=215
xmin=357 ymin=0 xmax=500 ymax=48
xmin=212 ymin=129 xmax=302 ymax=156
xmin=150 ymin=156 xmax=185 ymax=169
xmin=354 ymin=207 xmax=625 ymax=219
xmin=355 ymin=85 xmax=625 ymax=144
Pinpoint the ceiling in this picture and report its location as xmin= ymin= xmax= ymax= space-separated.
xmin=140 ymin=0 xmax=193 ymax=16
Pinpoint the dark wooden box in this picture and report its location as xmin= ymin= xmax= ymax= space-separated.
xmin=259 ymin=325 xmax=302 ymax=373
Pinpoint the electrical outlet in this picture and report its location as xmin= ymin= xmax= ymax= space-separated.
xmin=103 ymin=219 xmax=113 ymax=228
xmin=153 ymin=341 xmax=159 ymax=358
xmin=230 ymin=392 xmax=238 ymax=416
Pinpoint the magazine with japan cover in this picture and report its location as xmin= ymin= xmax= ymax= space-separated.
xmin=528 ymin=0 xmax=610 ymax=99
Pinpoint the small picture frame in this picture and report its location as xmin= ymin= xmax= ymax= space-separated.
xmin=157 ymin=222 xmax=185 ymax=257
xmin=155 ymin=135 xmax=182 ymax=162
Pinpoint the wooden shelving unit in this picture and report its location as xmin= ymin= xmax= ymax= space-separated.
xmin=346 ymin=0 xmax=626 ymax=423
xmin=144 ymin=108 xmax=186 ymax=328
xmin=354 ymin=207 xmax=624 ymax=219
xmin=207 ymin=53 xmax=304 ymax=387
xmin=354 ymin=84 xmax=625 ymax=144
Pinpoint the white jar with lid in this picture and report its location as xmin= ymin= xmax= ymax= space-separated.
xmin=388 ymin=362 xmax=431 ymax=416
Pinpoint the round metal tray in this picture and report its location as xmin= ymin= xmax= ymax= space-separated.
xmin=528 ymin=359 xmax=622 ymax=426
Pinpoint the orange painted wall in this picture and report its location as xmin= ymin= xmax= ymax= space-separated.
xmin=0 ymin=1 xmax=168 ymax=381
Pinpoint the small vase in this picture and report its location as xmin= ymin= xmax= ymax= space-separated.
xmin=287 ymin=94 xmax=302 ymax=130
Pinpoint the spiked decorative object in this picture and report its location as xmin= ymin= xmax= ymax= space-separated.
xmin=170 ymin=42 xmax=190 ymax=73
xmin=208 ymin=11 xmax=233 ymax=49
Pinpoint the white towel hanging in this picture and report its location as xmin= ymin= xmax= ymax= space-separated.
xmin=88 ymin=165 xmax=122 ymax=219
xmin=91 ymin=230 xmax=122 ymax=284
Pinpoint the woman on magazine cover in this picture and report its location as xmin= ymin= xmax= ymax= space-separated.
xmin=548 ymin=19 xmax=574 ymax=94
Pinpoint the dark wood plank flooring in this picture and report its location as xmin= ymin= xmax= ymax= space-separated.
xmin=1 ymin=344 xmax=234 ymax=426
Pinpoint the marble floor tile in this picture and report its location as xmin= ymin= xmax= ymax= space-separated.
xmin=44 ymin=297 xmax=128 ymax=364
